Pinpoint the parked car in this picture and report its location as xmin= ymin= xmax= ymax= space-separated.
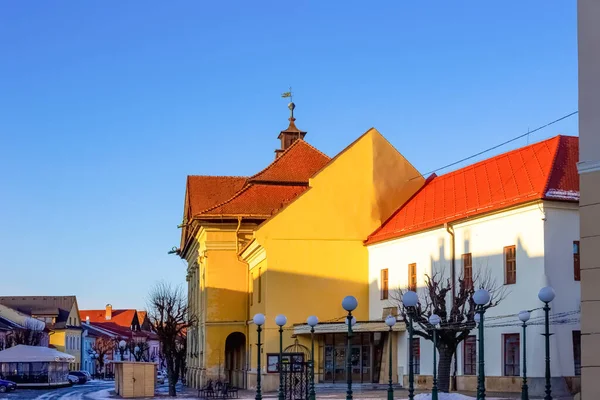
xmin=156 ymin=371 xmax=166 ymax=384
xmin=69 ymin=371 xmax=88 ymax=383
xmin=80 ymin=371 xmax=92 ymax=380
xmin=0 ymin=379 xmax=16 ymax=393
xmin=67 ymin=375 xmax=79 ymax=385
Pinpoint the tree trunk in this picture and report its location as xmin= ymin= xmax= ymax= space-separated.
xmin=168 ymin=373 xmax=177 ymax=397
xmin=437 ymin=345 xmax=455 ymax=393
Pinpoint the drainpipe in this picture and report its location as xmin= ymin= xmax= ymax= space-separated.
xmin=444 ymin=222 xmax=457 ymax=391
xmin=234 ymin=216 xmax=250 ymax=388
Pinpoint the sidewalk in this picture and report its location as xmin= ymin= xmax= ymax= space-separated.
xmin=177 ymin=386 xmax=575 ymax=399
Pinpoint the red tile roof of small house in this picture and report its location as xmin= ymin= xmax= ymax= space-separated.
xmin=366 ymin=135 xmax=579 ymax=244
xmin=80 ymin=309 xmax=137 ymax=328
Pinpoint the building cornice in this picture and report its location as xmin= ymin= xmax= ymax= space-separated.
xmin=577 ymin=160 xmax=600 ymax=175
xmin=240 ymin=239 xmax=266 ymax=269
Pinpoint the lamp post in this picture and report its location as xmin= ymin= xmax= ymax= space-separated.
xmin=473 ymin=288 xmax=490 ymax=400
xmin=275 ymin=315 xmax=287 ymax=400
xmin=518 ymin=311 xmax=530 ymax=400
xmin=307 ymin=316 xmax=319 ymax=400
xmin=253 ymin=313 xmax=266 ymax=400
xmin=342 ymin=296 xmax=358 ymax=400
xmin=402 ymin=291 xmax=418 ymax=400
xmin=538 ymin=286 xmax=555 ymax=400
xmin=134 ymin=346 xmax=140 ymax=362
xmin=118 ymin=340 xmax=127 ymax=361
xmin=385 ymin=315 xmax=396 ymax=400
xmin=429 ymin=314 xmax=441 ymax=400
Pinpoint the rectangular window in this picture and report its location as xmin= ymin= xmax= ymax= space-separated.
xmin=462 ymin=253 xmax=473 ymax=289
xmin=573 ymin=330 xmax=581 ymax=376
xmin=503 ymin=334 xmax=520 ymax=376
xmin=412 ymin=337 xmax=420 ymax=374
xmin=574 ymin=241 xmax=581 ymax=281
xmin=381 ymin=269 xmax=389 ymax=300
xmin=463 ymin=335 xmax=477 ymax=375
xmin=258 ymin=268 xmax=262 ymax=304
xmin=504 ymin=246 xmax=517 ymax=285
xmin=408 ymin=263 xmax=417 ymax=291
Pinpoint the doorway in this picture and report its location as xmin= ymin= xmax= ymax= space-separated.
xmin=224 ymin=332 xmax=246 ymax=388
xmin=322 ymin=332 xmax=383 ymax=384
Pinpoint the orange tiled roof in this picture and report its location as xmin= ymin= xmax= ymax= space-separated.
xmin=186 ymin=176 xmax=247 ymax=217
xmin=249 ymin=140 xmax=330 ymax=183
xmin=186 ymin=140 xmax=330 ymax=219
xmin=80 ymin=309 xmax=137 ymax=328
xmin=366 ymin=135 xmax=579 ymax=244
xmin=202 ymin=184 xmax=308 ymax=217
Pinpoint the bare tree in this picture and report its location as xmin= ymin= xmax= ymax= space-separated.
xmin=392 ymin=268 xmax=507 ymax=393
xmin=6 ymin=319 xmax=45 ymax=347
xmin=128 ymin=338 xmax=150 ymax=362
xmin=90 ymin=336 xmax=115 ymax=376
xmin=147 ymin=282 xmax=196 ymax=397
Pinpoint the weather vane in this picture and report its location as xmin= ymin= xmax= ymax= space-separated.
xmin=281 ymin=86 xmax=293 ymax=102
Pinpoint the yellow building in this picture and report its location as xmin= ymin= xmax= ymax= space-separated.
xmin=179 ymin=104 xmax=330 ymax=389
xmin=179 ymin=104 xmax=425 ymax=391
xmin=0 ymin=296 xmax=83 ymax=370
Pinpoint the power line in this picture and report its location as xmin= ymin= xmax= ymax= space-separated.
xmin=410 ymin=111 xmax=579 ymax=181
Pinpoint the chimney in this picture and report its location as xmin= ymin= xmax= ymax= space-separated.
xmin=86 ymin=316 xmax=90 ymax=324
xmin=105 ymin=304 xmax=112 ymax=321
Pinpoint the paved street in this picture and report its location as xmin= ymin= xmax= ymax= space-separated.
xmin=0 ymin=381 xmax=574 ymax=400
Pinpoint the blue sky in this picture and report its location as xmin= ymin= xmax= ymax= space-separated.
xmin=0 ymin=1 xmax=578 ymax=309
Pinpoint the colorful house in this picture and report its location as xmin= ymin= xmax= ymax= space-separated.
xmin=80 ymin=305 xmax=160 ymax=366
xmin=0 ymin=296 xmax=82 ymax=370
xmin=366 ymin=135 xmax=581 ymax=396
xmin=178 ymin=104 xmax=426 ymax=391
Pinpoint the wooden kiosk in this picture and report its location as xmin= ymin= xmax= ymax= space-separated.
xmin=113 ymin=361 xmax=156 ymax=398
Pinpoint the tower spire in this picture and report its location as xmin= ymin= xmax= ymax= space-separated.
xmin=276 ymin=89 xmax=306 ymax=158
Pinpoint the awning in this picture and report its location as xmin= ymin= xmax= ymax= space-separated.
xmin=0 ymin=345 xmax=75 ymax=363
xmin=293 ymin=320 xmax=405 ymax=335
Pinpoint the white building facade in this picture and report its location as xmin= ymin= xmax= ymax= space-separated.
xmin=366 ymin=135 xmax=581 ymax=396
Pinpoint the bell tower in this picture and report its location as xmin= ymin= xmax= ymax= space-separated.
xmin=275 ymin=101 xmax=307 ymax=158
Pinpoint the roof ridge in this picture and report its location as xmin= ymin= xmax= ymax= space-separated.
xmin=248 ymin=140 xmax=330 ymax=182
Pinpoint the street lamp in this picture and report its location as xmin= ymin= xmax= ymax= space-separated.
xmin=403 ymin=290 xmax=418 ymax=400
xmin=118 ymin=340 xmax=127 ymax=361
xmin=307 ymin=316 xmax=319 ymax=400
xmin=385 ymin=315 xmax=396 ymax=400
xmin=253 ymin=313 xmax=266 ymax=400
xmin=134 ymin=346 xmax=140 ymax=362
xmin=342 ymin=295 xmax=358 ymax=400
xmin=538 ymin=286 xmax=555 ymax=400
xmin=429 ymin=314 xmax=441 ymax=400
xmin=275 ymin=315 xmax=287 ymax=400
xmin=518 ymin=310 xmax=531 ymax=400
xmin=473 ymin=288 xmax=490 ymax=400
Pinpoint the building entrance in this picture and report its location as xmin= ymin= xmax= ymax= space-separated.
xmin=321 ymin=332 xmax=384 ymax=384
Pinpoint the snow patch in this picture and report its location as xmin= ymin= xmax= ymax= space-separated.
xmin=409 ymin=394 xmax=508 ymax=400
xmin=545 ymin=189 xmax=580 ymax=201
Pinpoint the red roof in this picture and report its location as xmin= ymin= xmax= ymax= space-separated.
xmin=366 ymin=135 xmax=579 ymax=244
xmin=248 ymin=140 xmax=330 ymax=183
xmin=80 ymin=309 xmax=137 ymax=328
xmin=186 ymin=176 xmax=247 ymax=217
xmin=184 ymin=140 xmax=330 ymax=220
xmin=201 ymin=184 xmax=308 ymax=217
